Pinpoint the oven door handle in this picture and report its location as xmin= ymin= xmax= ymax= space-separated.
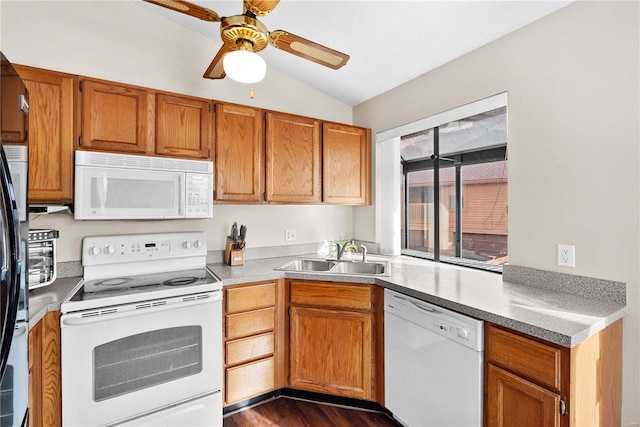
xmin=61 ymin=291 xmax=221 ymax=326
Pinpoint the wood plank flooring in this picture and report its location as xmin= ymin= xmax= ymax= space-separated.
xmin=224 ymin=397 xmax=402 ymax=427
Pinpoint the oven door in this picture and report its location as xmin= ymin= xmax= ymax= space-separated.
xmin=74 ymin=165 xmax=185 ymax=220
xmin=60 ymin=292 xmax=222 ymax=426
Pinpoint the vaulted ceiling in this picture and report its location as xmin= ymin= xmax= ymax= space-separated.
xmin=137 ymin=0 xmax=572 ymax=106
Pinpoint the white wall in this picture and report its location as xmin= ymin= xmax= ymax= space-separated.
xmin=354 ymin=1 xmax=639 ymax=424
xmin=0 ymin=0 xmax=355 ymax=261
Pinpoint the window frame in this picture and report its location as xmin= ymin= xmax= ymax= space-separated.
xmin=401 ymin=127 xmax=507 ymax=271
xmin=375 ymin=92 xmax=507 ymax=260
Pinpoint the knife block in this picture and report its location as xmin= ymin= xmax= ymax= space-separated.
xmin=224 ymin=237 xmax=245 ymax=266
xmin=229 ymin=248 xmax=245 ymax=266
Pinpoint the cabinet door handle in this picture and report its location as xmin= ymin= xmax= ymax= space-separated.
xmin=559 ymin=397 xmax=568 ymax=415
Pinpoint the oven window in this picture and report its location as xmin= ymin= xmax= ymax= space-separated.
xmin=93 ymin=326 xmax=202 ymax=401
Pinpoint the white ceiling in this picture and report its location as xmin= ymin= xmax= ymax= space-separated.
xmin=137 ymin=0 xmax=572 ymax=106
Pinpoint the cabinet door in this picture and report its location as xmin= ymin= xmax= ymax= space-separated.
xmin=28 ymin=311 xmax=62 ymax=427
xmin=486 ymin=363 xmax=560 ymax=427
xmin=80 ymin=79 xmax=152 ymax=154
xmin=289 ymin=306 xmax=372 ymax=400
xmin=265 ymin=112 xmax=321 ymax=203
xmin=156 ymin=93 xmax=212 ymax=159
xmin=1 ymin=62 xmax=27 ymax=143
xmin=215 ymin=103 xmax=263 ymax=202
xmin=322 ymin=122 xmax=371 ymax=205
xmin=14 ymin=66 xmax=75 ymax=203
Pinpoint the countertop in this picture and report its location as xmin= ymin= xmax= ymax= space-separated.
xmin=28 ymin=254 xmax=626 ymax=348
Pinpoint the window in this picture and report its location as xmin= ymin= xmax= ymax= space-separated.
xmin=400 ymin=106 xmax=507 ymax=272
xmin=448 ymin=185 xmax=461 ymax=210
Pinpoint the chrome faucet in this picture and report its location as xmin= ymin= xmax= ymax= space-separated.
xmin=361 ymin=244 xmax=367 ymax=262
xmin=333 ymin=241 xmax=346 ymax=260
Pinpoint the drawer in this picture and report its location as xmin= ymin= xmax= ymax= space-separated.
xmin=226 ymin=307 xmax=275 ymax=340
xmin=226 ymin=282 xmax=276 ymax=314
xmin=486 ymin=324 xmax=563 ymax=391
xmin=289 ymin=281 xmax=372 ymax=311
xmin=225 ymin=357 xmax=275 ymax=405
xmin=226 ymin=332 xmax=274 ymax=366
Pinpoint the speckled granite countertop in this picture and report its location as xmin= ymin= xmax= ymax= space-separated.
xmin=28 ymin=254 xmax=626 ymax=348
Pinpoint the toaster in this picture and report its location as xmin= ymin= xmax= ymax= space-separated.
xmin=28 ymin=229 xmax=59 ymax=289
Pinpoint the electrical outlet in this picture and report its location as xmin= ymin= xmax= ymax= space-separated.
xmin=285 ymin=229 xmax=297 ymax=242
xmin=557 ymin=244 xmax=575 ymax=267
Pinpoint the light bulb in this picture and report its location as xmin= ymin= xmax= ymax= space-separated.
xmin=223 ymin=50 xmax=266 ymax=84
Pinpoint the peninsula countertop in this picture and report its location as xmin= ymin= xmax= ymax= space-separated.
xmin=28 ymin=254 xmax=626 ymax=348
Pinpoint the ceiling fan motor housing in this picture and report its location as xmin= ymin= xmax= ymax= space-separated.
xmin=220 ymin=15 xmax=269 ymax=53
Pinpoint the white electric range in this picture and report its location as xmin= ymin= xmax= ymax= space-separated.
xmin=61 ymin=232 xmax=222 ymax=427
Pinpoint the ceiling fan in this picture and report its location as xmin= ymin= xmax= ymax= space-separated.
xmin=144 ymin=0 xmax=350 ymax=83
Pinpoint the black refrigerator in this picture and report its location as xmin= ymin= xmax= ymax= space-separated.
xmin=0 ymin=51 xmax=29 ymax=427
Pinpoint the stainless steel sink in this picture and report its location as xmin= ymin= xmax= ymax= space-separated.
xmin=332 ymin=261 xmax=387 ymax=275
xmin=277 ymin=259 xmax=336 ymax=272
xmin=275 ymin=258 xmax=390 ymax=276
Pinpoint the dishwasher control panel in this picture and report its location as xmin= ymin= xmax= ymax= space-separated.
xmin=384 ymin=289 xmax=484 ymax=351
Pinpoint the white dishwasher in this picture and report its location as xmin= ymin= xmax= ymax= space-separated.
xmin=384 ymin=289 xmax=484 ymax=427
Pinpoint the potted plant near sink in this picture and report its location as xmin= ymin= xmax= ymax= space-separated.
xmin=328 ymin=238 xmax=359 ymax=260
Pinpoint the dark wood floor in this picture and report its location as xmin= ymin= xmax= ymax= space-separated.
xmin=224 ymin=397 xmax=402 ymax=427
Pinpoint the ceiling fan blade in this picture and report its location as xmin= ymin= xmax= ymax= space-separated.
xmin=143 ymin=0 xmax=220 ymax=22
xmin=243 ymin=0 xmax=281 ymax=17
xmin=269 ymin=30 xmax=349 ymax=70
xmin=203 ymin=45 xmax=232 ymax=79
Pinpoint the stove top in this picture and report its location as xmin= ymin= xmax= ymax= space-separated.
xmin=62 ymin=267 xmax=220 ymax=313
xmin=61 ymin=232 xmax=221 ymax=314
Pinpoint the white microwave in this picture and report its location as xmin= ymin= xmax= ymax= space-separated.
xmin=74 ymin=151 xmax=213 ymax=220
xmin=4 ymin=145 xmax=28 ymax=221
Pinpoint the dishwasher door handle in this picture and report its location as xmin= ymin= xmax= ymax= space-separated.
xmin=409 ymin=300 xmax=439 ymax=314
xmin=392 ymin=293 xmax=439 ymax=314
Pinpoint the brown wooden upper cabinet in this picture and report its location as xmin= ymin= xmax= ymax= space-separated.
xmin=322 ymin=122 xmax=371 ymax=205
xmin=80 ymin=79 xmax=213 ymax=160
xmin=1 ymin=62 xmax=28 ymax=143
xmin=265 ymin=112 xmax=321 ymax=204
xmin=214 ymin=103 xmax=264 ymax=203
xmin=80 ymin=78 xmax=152 ymax=154
xmin=12 ymin=65 xmax=75 ymax=204
xmin=155 ymin=93 xmax=212 ymax=160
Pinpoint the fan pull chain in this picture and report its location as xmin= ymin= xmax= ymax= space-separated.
xmin=250 ymin=88 xmax=255 ymax=99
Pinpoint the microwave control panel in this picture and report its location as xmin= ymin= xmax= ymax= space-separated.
xmin=185 ymin=173 xmax=213 ymax=218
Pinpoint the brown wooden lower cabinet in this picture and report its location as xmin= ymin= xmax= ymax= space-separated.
xmin=29 ymin=311 xmax=62 ymax=427
xmin=486 ymin=363 xmax=561 ymax=427
xmin=287 ymin=280 xmax=383 ymax=402
xmin=485 ymin=320 xmax=622 ymax=427
xmin=289 ymin=306 xmax=372 ymax=399
xmin=223 ymin=280 xmax=286 ymax=407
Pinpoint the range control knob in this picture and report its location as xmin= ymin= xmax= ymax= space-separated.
xmin=183 ymin=240 xmax=193 ymax=249
xmin=194 ymin=239 xmax=204 ymax=249
xmin=89 ymin=246 xmax=101 ymax=256
xmin=105 ymin=245 xmax=116 ymax=255
xmin=457 ymin=328 xmax=469 ymax=339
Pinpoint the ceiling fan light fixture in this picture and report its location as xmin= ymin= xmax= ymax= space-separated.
xmin=223 ymin=42 xmax=266 ymax=84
